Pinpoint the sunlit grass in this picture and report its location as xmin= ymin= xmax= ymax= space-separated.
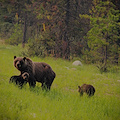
xmin=0 ymin=43 xmax=120 ymax=120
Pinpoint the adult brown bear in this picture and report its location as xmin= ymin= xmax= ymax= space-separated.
xmin=14 ymin=56 xmax=56 ymax=90
xmin=78 ymin=84 xmax=95 ymax=96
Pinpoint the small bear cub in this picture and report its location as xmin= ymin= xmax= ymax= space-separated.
xmin=78 ymin=84 xmax=95 ymax=96
xmin=9 ymin=72 xmax=29 ymax=88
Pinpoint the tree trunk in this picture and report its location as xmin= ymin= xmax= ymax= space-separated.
xmin=63 ymin=0 xmax=70 ymax=60
xmin=104 ymin=45 xmax=107 ymax=70
xmin=22 ymin=12 xmax=27 ymax=48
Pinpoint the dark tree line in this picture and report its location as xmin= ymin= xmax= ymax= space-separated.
xmin=0 ymin=0 xmax=120 ymax=71
xmin=0 ymin=0 xmax=92 ymax=57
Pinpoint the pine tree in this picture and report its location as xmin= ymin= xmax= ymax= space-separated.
xmin=83 ymin=0 xmax=120 ymax=72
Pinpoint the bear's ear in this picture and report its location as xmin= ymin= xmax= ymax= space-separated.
xmin=14 ymin=56 xmax=16 ymax=59
xmin=23 ymin=57 xmax=26 ymax=61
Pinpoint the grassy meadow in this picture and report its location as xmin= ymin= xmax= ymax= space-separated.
xmin=0 ymin=42 xmax=120 ymax=120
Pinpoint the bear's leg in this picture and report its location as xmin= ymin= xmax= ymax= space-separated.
xmin=45 ymin=77 xmax=54 ymax=90
xmin=41 ymin=83 xmax=48 ymax=90
xmin=42 ymin=69 xmax=55 ymax=90
xmin=28 ymin=76 xmax=36 ymax=88
xmin=17 ymin=78 xmax=27 ymax=88
xmin=90 ymin=87 xmax=95 ymax=96
xmin=41 ymin=80 xmax=50 ymax=90
xmin=87 ymin=88 xmax=94 ymax=96
xmin=46 ymin=80 xmax=53 ymax=90
xmin=9 ymin=76 xmax=18 ymax=83
xmin=41 ymin=78 xmax=51 ymax=90
xmin=80 ymin=92 xmax=83 ymax=96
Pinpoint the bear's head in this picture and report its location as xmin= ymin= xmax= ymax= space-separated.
xmin=14 ymin=56 xmax=27 ymax=71
xmin=22 ymin=72 xmax=29 ymax=81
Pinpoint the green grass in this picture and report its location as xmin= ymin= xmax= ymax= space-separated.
xmin=0 ymin=43 xmax=120 ymax=120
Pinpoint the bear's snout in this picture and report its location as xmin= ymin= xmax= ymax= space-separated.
xmin=17 ymin=63 xmax=21 ymax=68
xmin=23 ymin=76 xmax=27 ymax=80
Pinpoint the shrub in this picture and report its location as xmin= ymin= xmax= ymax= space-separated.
xmin=27 ymin=32 xmax=55 ymax=57
xmin=5 ymin=23 xmax=22 ymax=45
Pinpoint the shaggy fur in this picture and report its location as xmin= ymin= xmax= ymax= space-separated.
xmin=14 ymin=56 xmax=56 ymax=89
xmin=22 ymin=72 xmax=29 ymax=81
xmin=9 ymin=72 xmax=29 ymax=88
xmin=78 ymin=84 xmax=95 ymax=96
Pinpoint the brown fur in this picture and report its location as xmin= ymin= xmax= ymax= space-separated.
xmin=14 ymin=56 xmax=56 ymax=89
xmin=9 ymin=73 xmax=28 ymax=88
xmin=78 ymin=84 xmax=95 ymax=96
xmin=22 ymin=72 xmax=29 ymax=81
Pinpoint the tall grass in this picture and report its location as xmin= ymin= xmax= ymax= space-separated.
xmin=0 ymin=43 xmax=120 ymax=120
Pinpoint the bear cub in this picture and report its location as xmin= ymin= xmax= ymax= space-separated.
xmin=78 ymin=84 xmax=95 ymax=96
xmin=9 ymin=72 xmax=29 ymax=88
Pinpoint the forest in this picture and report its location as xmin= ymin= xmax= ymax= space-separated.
xmin=0 ymin=0 xmax=120 ymax=72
